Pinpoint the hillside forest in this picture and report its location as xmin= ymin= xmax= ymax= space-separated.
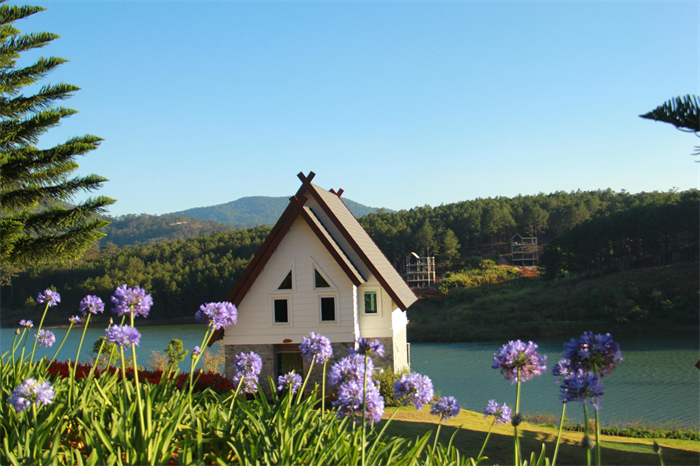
xmin=1 ymin=188 xmax=697 ymax=334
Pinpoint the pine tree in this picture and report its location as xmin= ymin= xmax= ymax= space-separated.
xmin=0 ymin=1 xmax=115 ymax=265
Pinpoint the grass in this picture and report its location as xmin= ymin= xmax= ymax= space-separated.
xmin=380 ymin=407 xmax=700 ymax=465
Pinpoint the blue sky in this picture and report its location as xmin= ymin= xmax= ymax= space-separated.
xmin=13 ymin=0 xmax=700 ymax=216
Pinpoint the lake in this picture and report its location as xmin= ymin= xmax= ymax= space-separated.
xmin=1 ymin=324 xmax=697 ymax=427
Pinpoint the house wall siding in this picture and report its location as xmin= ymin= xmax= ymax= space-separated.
xmin=223 ymin=216 xmax=356 ymax=346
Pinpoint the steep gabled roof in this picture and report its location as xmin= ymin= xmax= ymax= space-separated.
xmin=210 ymin=172 xmax=416 ymax=344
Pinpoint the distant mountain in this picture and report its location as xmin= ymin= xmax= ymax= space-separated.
xmin=169 ymin=196 xmax=389 ymax=228
xmin=99 ymin=214 xmax=235 ymax=248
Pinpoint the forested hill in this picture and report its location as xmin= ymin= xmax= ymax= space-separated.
xmin=98 ymin=214 xmax=236 ymax=248
xmin=170 ymin=196 xmax=387 ymax=227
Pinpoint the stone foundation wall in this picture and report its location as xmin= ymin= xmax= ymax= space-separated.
xmin=225 ymin=336 xmax=410 ymax=398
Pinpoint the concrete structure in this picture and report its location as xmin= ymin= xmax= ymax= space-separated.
xmin=212 ymin=172 xmax=417 ymax=394
xmin=511 ymin=233 xmax=539 ymax=266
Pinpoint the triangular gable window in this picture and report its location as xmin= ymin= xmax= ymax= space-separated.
xmin=314 ymin=269 xmax=331 ymax=288
xmin=278 ymin=271 xmax=293 ymax=290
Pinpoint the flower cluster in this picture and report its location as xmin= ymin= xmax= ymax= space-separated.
xmin=192 ymin=346 xmax=202 ymax=357
xmin=277 ymin=371 xmax=303 ymax=395
xmin=19 ymin=320 xmax=33 ymax=329
xmin=350 ymin=338 xmax=385 ymax=358
xmin=37 ymin=289 xmax=60 ymax=307
xmin=35 ymin=329 xmax=55 ymax=347
xmin=105 ymin=325 xmax=141 ymax=347
xmin=8 ymin=378 xmax=55 ymax=413
xmin=484 ymin=399 xmax=512 ymax=425
xmin=562 ymin=331 xmax=622 ymax=377
xmin=329 ymin=354 xmax=374 ymax=387
xmin=393 ymin=372 xmax=434 ymax=411
xmin=79 ymin=295 xmax=105 ymax=316
xmin=111 ymin=285 xmax=153 ymax=318
xmin=492 ymin=340 xmax=547 ymax=384
xmin=559 ymin=369 xmax=605 ymax=410
xmin=232 ymin=352 xmax=262 ymax=394
xmin=551 ymin=358 xmax=572 ymax=383
xmin=431 ymin=396 xmax=461 ymax=422
xmin=299 ymin=332 xmax=333 ymax=363
xmin=69 ymin=315 xmax=81 ymax=325
xmin=195 ymin=302 xmax=237 ymax=330
xmin=332 ymin=378 xmax=385 ymax=423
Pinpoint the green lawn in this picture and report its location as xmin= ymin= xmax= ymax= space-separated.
xmin=379 ymin=407 xmax=699 ymax=466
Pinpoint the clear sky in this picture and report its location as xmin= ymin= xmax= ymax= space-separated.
xmin=12 ymin=0 xmax=700 ymax=216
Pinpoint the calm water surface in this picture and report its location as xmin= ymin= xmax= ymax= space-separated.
xmin=2 ymin=325 xmax=698 ymax=426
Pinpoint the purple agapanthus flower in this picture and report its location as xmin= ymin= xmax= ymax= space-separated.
xmin=37 ymin=289 xmax=60 ymax=307
xmin=393 ymin=372 xmax=434 ymax=411
xmin=19 ymin=320 xmax=33 ymax=329
xmin=350 ymin=338 xmax=385 ymax=358
xmin=552 ymin=358 xmax=572 ymax=383
xmin=492 ymin=340 xmax=547 ymax=384
xmin=299 ymin=332 xmax=333 ymax=363
xmin=277 ymin=371 xmax=303 ymax=394
xmin=332 ymin=378 xmax=385 ymax=423
xmin=192 ymin=346 xmax=202 ymax=357
xmin=563 ymin=331 xmax=622 ymax=377
xmin=195 ymin=302 xmax=237 ymax=330
xmin=232 ymin=372 xmax=259 ymax=394
xmin=111 ymin=284 xmax=153 ymax=318
xmin=69 ymin=315 xmax=81 ymax=325
xmin=79 ymin=295 xmax=105 ymax=316
xmin=233 ymin=352 xmax=262 ymax=376
xmin=104 ymin=325 xmax=141 ymax=347
xmin=7 ymin=378 xmax=55 ymax=412
xmin=329 ymin=354 xmax=374 ymax=387
xmin=35 ymin=329 xmax=56 ymax=347
xmin=559 ymin=369 xmax=605 ymax=410
xmin=431 ymin=396 xmax=461 ymax=422
xmin=484 ymin=399 xmax=512 ymax=425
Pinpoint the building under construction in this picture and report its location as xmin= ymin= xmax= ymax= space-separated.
xmin=511 ymin=234 xmax=538 ymax=266
xmin=405 ymin=252 xmax=436 ymax=288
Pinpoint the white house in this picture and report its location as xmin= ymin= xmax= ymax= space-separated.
xmin=209 ymin=172 xmax=417 ymax=391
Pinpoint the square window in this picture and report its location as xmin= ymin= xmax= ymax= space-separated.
xmin=320 ymin=297 xmax=336 ymax=322
xmin=364 ymin=291 xmax=377 ymax=314
xmin=274 ymin=298 xmax=289 ymax=323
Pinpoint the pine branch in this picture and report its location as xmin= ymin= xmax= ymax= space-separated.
xmin=1 ymin=174 xmax=110 ymax=210
xmin=0 ymin=106 xmax=78 ymax=147
xmin=0 ymin=57 xmax=71 ymax=96
xmin=640 ymin=95 xmax=700 ymax=132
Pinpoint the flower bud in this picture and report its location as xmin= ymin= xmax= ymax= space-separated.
xmin=653 ymin=441 xmax=662 ymax=453
xmin=581 ymin=434 xmax=594 ymax=450
xmin=15 ymin=328 xmax=20 ymax=335
xmin=511 ymin=413 xmax=523 ymax=427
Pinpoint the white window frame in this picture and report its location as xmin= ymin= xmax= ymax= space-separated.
xmin=361 ymin=287 xmax=382 ymax=316
xmin=271 ymin=296 xmax=292 ymax=326
xmin=318 ymin=294 xmax=339 ymax=324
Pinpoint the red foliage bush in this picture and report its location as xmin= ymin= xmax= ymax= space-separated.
xmin=46 ymin=361 xmax=234 ymax=393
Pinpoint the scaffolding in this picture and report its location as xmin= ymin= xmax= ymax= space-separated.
xmin=405 ymin=252 xmax=436 ymax=288
xmin=511 ymin=234 xmax=538 ymax=266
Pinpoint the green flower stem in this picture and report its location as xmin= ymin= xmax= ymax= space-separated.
xmin=321 ymin=360 xmax=327 ymax=417
xmin=189 ymin=325 xmax=213 ymax=392
xmin=120 ymin=346 xmax=131 ymax=401
xmin=49 ymin=322 xmax=74 ymax=365
xmin=10 ymin=330 xmax=19 ymax=365
xmin=552 ymin=402 xmax=567 ymax=466
xmin=129 ymin=313 xmax=146 ymax=435
xmin=68 ymin=313 xmax=92 ymax=404
xmin=583 ymin=405 xmax=591 ymax=466
xmin=477 ymin=417 xmax=496 ymax=460
xmin=29 ymin=301 xmax=50 ymax=364
xmin=362 ymin=354 xmax=368 ymax=466
xmin=297 ymin=354 xmax=316 ymax=405
xmin=595 ymin=408 xmax=601 ymax=466
xmin=227 ymin=375 xmax=246 ymax=416
xmin=433 ymin=420 xmax=443 ymax=455
xmin=514 ymin=369 xmax=522 ymax=466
